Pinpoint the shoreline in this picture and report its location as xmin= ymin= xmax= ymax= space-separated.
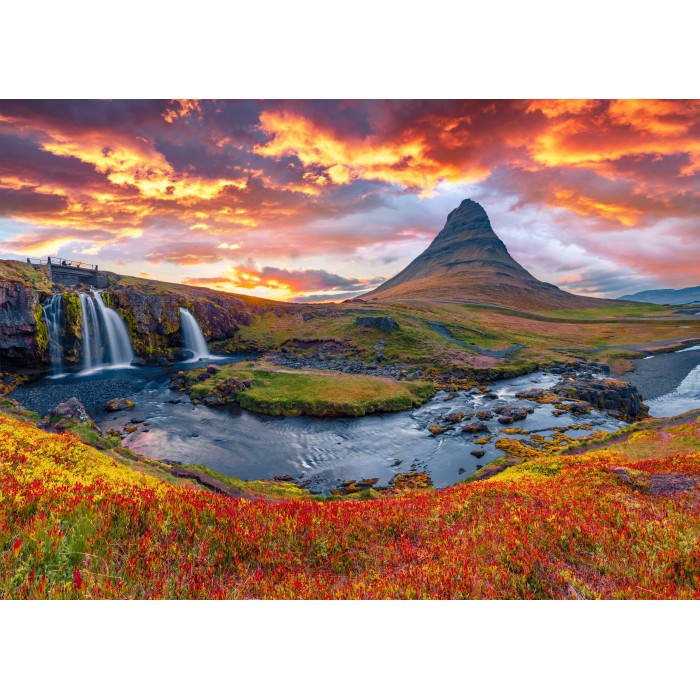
xmin=621 ymin=348 xmax=700 ymax=401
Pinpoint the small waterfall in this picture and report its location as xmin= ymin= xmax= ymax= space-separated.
xmin=94 ymin=292 xmax=134 ymax=365
xmin=79 ymin=290 xmax=134 ymax=370
xmin=180 ymin=307 xmax=210 ymax=360
xmin=42 ymin=294 xmax=64 ymax=376
xmin=80 ymin=292 xmax=103 ymax=370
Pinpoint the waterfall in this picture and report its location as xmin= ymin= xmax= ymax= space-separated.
xmin=42 ymin=294 xmax=64 ymax=376
xmin=80 ymin=292 xmax=102 ymax=370
xmin=179 ymin=307 xmax=210 ymax=360
xmin=78 ymin=291 xmax=134 ymax=370
xmin=94 ymin=292 xmax=134 ymax=365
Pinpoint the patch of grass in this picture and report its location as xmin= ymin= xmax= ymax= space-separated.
xmin=186 ymin=362 xmax=436 ymax=417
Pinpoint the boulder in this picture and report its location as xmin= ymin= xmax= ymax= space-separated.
xmin=462 ymin=421 xmax=490 ymax=434
xmin=49 ymin=397 xmax=92 ymax=423
xmin=470 ymin=449 xmax=486 ymax=458
xmin=355 ymin=316 xmax=400 ymax=332
xmin=105 ymin=398 xmax=134 ymax=412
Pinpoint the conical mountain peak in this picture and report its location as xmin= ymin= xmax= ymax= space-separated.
xmin=361 ymin=199 xmax=610 ymax=311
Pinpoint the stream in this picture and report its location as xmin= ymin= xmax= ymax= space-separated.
xmin=11 ymin=358 xmax=628 ymax=493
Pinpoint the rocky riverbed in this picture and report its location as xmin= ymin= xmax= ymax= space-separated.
xmin=9 ymin=359 xmax=635 ymax=494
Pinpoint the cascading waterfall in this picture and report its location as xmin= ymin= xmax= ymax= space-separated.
xmin=179 ymin=307 xmax=210 ymax=360
xmin=79 ymin=292 xmax=103 ymax=370
xmin=94 ymin=291 xmax=134 ymax=365
xmin=79 ymin=290 xmax=134 ymax=370
xmin=42 ymin=294 xmax=64 ymax=376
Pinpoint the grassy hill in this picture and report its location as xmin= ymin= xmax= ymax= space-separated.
xmin=2 ymin=406 xmax=699 ymax=599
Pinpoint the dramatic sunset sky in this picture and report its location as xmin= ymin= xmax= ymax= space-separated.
xmin=0 ymin=99 xmax=698 ymax=302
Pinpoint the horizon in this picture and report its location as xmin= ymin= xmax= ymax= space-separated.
xmin=1 ymin=99 xmax=699 ymax=302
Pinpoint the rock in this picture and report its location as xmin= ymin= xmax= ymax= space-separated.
xmin=206 ymin=364 xmax=221 ymax=374
xmin=445 ymin=411 xmax=465 ymax=423
xmin=495 ymin=406 xmax=529 ymax=424
xmin=130 ymin=356 xmax=147 ymax=367
xmin=428 ymin=424 xmax=445 ymax=435
xmin=475 ymin=410 xmax=493 ymax=420
xmin=462 ymin=421 xmax=490 ymax=434
xmin=124 ymin=425 xmax=138 ymax=433
xmin=355 ymin=316 xmax=400 ymax=332
xmin=550 ymin=377 xmax=647 ymax=419
xmin=49 ymin=397 xmax=92 ymax=423
xmin=156 ymin=356 xmax=169 ymax=367
xmin=470 ymin=449 xmax=486 ymax=458
xmin=202 ymin=394 xmax=226 ymax=406
xmin=170 ymin=371 xmax=189 ymax=390
xmin=105 ymin=398 xmax=134 ymax=412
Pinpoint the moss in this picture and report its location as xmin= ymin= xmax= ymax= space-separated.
xmin=183 ymin=362 xmax=436 ymax=417
xmin=33 ymin=301 xmax=49 ymax=358
xmin=62 ymin=292 xmax=82 ymax=363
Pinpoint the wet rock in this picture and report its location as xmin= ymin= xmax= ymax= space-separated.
xmin=470 ymin=449 xmax=486 ymax=458
xmin=156 ymin=356 xmax=170 ymax=367
xmin=105 ymin=398 xmax=134 ymax=412
xmin=202 ymin=394 xmax=226 ymax=407
xmin=130 ymin=356 xmax=147 ymax=367
xmin=355 ymin=316 xmax=400 ymax=332
xmin=48 ymin=397 xmax=92 ymax=423
xmin=475 ymin=410 xmax=493 ymax=421
xmin=458 ymin=467 xmax=466 ymax=475
xmin=495 ymin=406 xmax=528 ymax=424
xmin=428 ymin=424 xmax=445 ymax=435
xmin=445 ymin=411 xmax=465 ymax=423
xmin=170 ymin=371 xmax=190 ymax=390
xmin=462 ymin=421 xmax=490 ymax=434
xmin=551 ymin=378 xmax=648 ymax=419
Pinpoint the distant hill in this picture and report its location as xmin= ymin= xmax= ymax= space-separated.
xmin=360 ymin=199 xmax=615 ymax=311
xmin=618 ymin=286 xmax=700 ymax=305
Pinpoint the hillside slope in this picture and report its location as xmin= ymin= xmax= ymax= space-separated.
xmin=362 ymin=199 xmax=617 ymax=311
xmin=2 ymin=410 xmax=699 ymax=599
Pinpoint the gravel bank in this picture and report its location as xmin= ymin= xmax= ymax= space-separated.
xmin=621 ymin=348 xmax=700 ymax=401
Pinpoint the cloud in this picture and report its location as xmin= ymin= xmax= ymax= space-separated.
xmin=0 ymin=99 xmax=699 ymax=300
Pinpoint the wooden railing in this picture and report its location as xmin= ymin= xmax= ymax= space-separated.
xmin=27 ymin=257 xmax=98 ymax=272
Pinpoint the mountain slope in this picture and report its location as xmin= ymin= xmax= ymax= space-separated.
xmin=361 ymin=199 xmax=615 ymax=311
xmin=619 ymin=286 xmax=700 ymax=305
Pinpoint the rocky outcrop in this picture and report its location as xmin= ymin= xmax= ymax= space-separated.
xmin=355 ymin=316 xmax=400 ymax=332
xmin=551 ymin=378 xmax=648 ymax=420
xmin=0 ymin=281 xmax=48 ymax=365
xmin=102 ymin=285 xmax=255 ymax=360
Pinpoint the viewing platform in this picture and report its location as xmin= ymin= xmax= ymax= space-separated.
xmin=27 ymin=256 xmax=108 ymax=288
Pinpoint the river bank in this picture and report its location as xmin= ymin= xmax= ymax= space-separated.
xmin=621 ymin=346 xmax=700 ymax=401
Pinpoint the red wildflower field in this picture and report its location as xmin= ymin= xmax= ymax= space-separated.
xmin=1 ymin=414 xmax=699 ymax=599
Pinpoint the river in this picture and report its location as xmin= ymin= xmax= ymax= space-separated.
xmin=11 ymin=357 xmax=629 ymax=493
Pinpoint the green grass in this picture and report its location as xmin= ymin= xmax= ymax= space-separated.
xmin=185 ymin=362 xmax=436 ymax=417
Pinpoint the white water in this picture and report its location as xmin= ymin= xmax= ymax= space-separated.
xmin=179 ymin=307 xmax=211 ymax=360
xmin=94 ymin=292 xmax=134 ymax=365
xmin=42 ymin=294 xmax=64 ymax=377
xmin=647 ymin=353 xmax=700 ymax=417
xmin=79 ymin=291 xmax=134 ymax=370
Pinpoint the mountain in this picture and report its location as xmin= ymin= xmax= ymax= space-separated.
xmin=618 ymin=286 xmax=700 ymax=305
xmin=360 ymin=199 xmax=614 ymax=310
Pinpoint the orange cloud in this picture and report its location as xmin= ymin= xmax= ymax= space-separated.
xmin=254 ymin=110 xmax=487 ymax=195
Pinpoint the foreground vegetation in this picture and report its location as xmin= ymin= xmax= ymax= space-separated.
xmin=2 ymin=409 xmax=699 ymax=599
xmin=182 ymin=362 xmax=435 ymax=416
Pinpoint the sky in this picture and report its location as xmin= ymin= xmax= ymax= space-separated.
xmin=0 ymin=99 xmax=698 ymax=302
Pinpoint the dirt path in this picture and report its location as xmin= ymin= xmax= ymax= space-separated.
xmin=428 ymin=321 xmax=524 ymax=358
